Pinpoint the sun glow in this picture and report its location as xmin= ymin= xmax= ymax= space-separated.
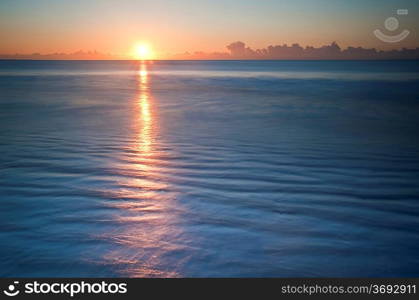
xmin=133 ymin=43 xmax=154 ymax=60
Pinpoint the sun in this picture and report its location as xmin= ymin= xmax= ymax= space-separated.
xmin=133 ymin=43 xmax=154 ymax=60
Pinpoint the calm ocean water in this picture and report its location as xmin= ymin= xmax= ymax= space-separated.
xmin=1 ymin=60 xmax=419 ymax=277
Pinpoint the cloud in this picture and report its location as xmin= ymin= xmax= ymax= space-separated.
xmin=0 ymin=50 xmax=121 ymax=60
xmin=171 ymin=41 xmax=419 ymax=60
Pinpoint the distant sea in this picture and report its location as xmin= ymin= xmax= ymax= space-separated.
xmin=1 ymin=60 xmax=419 ymax=277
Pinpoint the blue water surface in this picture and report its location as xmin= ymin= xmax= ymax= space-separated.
xmin=1 ymin=60 xmax=419 ymax=277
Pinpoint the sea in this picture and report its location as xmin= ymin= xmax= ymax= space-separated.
xmin=1 ymin=60 xmax=419 ymax=277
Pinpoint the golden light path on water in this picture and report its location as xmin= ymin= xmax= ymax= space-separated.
xmin=98 ymin=61 xmax=185 ymax=277
xmin=137 ymin=63 xmax=152 ymax=154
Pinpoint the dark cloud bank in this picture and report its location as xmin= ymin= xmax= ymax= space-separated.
xmin=1 ymin=42 xmax=419 ymax=60
xmin=172 ymin=41 xmax=419 ymax=60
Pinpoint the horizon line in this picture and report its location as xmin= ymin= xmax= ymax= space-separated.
xmin=2 ymin=41 xmax=419 ymax=61
xmin=2 ymin=58 xmax=419 ymax=61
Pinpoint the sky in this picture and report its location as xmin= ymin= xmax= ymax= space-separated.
xmin=1 ymin=0 xmax=419 ymax=58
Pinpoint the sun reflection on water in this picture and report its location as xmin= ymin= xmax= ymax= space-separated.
xmin=137 ymin=63 xmax=152 ymax=155
xmin=97 ymin=62 xmax=186 ymax=278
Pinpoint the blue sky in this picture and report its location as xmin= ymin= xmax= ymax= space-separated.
xmin=1 ymin=0 xmax=418 ymax=55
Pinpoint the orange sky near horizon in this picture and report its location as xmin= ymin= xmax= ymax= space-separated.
xmin=1 ymin=0 xmax=419 ymax=59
